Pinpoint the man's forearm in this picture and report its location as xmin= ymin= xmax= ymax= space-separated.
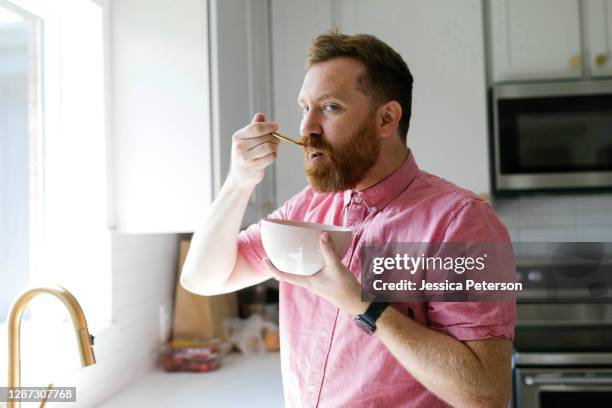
xmin=348 ymin=300 xmax=510 ymax=408
xmin=180 ymin=175 xmax=254 ymax=293
xmin=377 ymin=306 xmax=509 ymax=408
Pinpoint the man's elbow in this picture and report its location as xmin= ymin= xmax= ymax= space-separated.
xmin=473 ymin=398 xmax=509 ymax=408
xmin=468 ymin=389 xmax=510 ymax=408
xmin=179 ymin=269 xmax=203 ymax=294
xmin=179 ymin=268 xmax=225 ymax=296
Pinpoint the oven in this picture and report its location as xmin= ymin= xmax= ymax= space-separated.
xmin=491 ymin=80 xmax=612 ymax=193
xmin=516 ymin=366 xmax=612 ymax=407
xmin=513 ymin=303 xmax=612 ymax=408
xmin=513 ymin=244 xmax=612 ymax=407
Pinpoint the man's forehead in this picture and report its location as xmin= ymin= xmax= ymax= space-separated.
xmin=298 ymin=58 xmax=366 ymax=102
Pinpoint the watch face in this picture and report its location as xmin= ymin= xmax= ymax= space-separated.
xmin=354 ymin=316 xmax=375 ymax=335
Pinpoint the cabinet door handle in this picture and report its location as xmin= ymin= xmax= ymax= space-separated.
xmin=595 ymin=54 xmax=608 ymax=66
xmin=570 ymin=54 xmax=581 ymax=67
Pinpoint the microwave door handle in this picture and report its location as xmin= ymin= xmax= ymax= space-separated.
xmin=525 ymin=375 xmax=612 ymax=385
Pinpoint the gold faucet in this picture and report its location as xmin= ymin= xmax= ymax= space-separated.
xmin=6 ymin=286 xmax=96 ymax=408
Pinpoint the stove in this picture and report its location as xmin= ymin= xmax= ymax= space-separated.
xmin=513 ymin=303 xmax=612 ymax=407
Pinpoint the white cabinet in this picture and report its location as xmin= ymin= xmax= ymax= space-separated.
xmin=488 ymin=0 xmax=612 ymax=82
xmin=487 ymin=0 xmax=583 ymax=82
xmin=112 ymin=0 xmax=274 ymax=233
xmin=585 ymin=0 xmax=612 ymax=78
xmin=112 ymin=0 xmax=212 ymax=233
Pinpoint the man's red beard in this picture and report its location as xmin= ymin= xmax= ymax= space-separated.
xmin=300 ymin=111 xmax=381 ymax=192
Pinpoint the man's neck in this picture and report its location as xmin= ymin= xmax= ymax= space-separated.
xmin=354 ymin=144 xmax=409 ymax=192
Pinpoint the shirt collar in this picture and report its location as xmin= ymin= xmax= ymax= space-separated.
xmin=343 ymin=149 xmax=419 ymax=212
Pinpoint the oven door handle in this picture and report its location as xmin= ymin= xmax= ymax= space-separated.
xmin=525 ymin=375 xmax=612 ymax=385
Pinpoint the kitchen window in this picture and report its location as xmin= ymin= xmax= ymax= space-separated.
xmin=0 ymin=0 xmax=111 ymax=387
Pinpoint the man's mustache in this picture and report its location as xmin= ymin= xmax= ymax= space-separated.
xmin=299 ymin=134 xmax=333 ymax=155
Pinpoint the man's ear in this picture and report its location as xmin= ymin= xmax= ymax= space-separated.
xmin=378 ymin=101 xmax=402 ymax=138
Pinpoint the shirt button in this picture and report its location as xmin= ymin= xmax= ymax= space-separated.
xmin=371 ymin=207 xmax=377 ymax=212
xmin=320 ymin=329 xmax=329 ymax=338
xmin=353 ymin=195 xmax=362 ymax=204
xmin=308 ymin=384 xmax=317 ymax=393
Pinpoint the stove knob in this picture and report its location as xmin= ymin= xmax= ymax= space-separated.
xmin=527 ymin=270 xmax=543 ymax=282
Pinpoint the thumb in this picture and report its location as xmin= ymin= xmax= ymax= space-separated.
xmin=252 ymin=112 xmax=266 ymax=123
xmin=319 ymin=232 xmax=340 ymax=265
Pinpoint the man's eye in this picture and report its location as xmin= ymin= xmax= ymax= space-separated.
xmin=298 ymin=106 xmax=309 ymax=115
xmin=323 ymin=103 xmax=340 ymax=112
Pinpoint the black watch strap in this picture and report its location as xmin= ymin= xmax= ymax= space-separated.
xmin=354 ymin=301 xmax=390 ymax=335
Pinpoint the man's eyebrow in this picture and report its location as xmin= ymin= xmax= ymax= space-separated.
xmin=297 ymin=93 xmax=347 ymax=105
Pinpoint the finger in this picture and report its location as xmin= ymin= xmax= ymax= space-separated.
xmin=251 ymin=151 xmax=278 ymax=168
xmin=234 ymin=136 xmax=279 ymax=158
xmin=252 ymin=112 xmax=266 ymax=123
xmin=263 ymin=257 xmax=308 ymax=287
xmin=319 ymin=232 xmax=341 ymax=266
xmin=241 ymin=122 xmax=279 ymax=139
xmin=243 ymin=135 xmax=280 ymax=151
xmin=248 ymin=142 xmax=278 ymax=160
xmin=235 ymin=136 xmax=278 ymax=160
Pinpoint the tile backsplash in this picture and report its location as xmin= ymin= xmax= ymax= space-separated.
xmin=493 ymin=193 xmax=612 ymax=242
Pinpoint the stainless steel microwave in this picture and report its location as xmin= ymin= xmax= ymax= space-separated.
xmin=492 ymin=80 xmax=612 ymax=193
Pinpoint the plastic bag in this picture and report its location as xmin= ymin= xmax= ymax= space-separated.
xmin=223 ymin=314 xmax=279 ymax=355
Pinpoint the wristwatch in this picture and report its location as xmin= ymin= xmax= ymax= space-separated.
xmin=353 ymin=301 xmax=390 ymax=335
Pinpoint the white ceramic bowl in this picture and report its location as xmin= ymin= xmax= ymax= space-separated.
xmin=261 ymin=219 xmax=353 ymax=276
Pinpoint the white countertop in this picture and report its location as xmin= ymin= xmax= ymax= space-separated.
xmin=96 ymin=352 xmax=284 ymax=408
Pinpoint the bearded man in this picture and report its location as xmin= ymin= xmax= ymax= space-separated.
xmin=181 ymin=32 xmax=515 ymax=408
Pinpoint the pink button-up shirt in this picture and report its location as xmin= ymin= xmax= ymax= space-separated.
xmin=238 ymin=151 xmax=516 ymax=407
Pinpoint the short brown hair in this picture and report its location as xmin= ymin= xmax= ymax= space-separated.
xmin=307 ymin=31 xmax=414 ymax=143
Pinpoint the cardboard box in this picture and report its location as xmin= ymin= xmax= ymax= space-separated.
xmin=172 ymin=239 xmax=238 ymax=340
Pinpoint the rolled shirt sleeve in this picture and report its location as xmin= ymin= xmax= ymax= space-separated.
xmin=426 ymin=200 xmax=517 ymax=341
xmin=237 ymin=188 xmax=308 ymax=276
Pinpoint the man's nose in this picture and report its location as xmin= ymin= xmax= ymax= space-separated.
xmin=300 ymin=109 xmax=323 ymax=138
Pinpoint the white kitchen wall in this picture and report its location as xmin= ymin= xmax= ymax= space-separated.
xmin=494 ymin=194 xmax=612 ymax=242
xmin=210 ymin=0 xmax=275 ymax=228
xmin=270 ymin=0 xmax=336 ymax=203
xmin=42 ymin=233 xmax=179 ymax=408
